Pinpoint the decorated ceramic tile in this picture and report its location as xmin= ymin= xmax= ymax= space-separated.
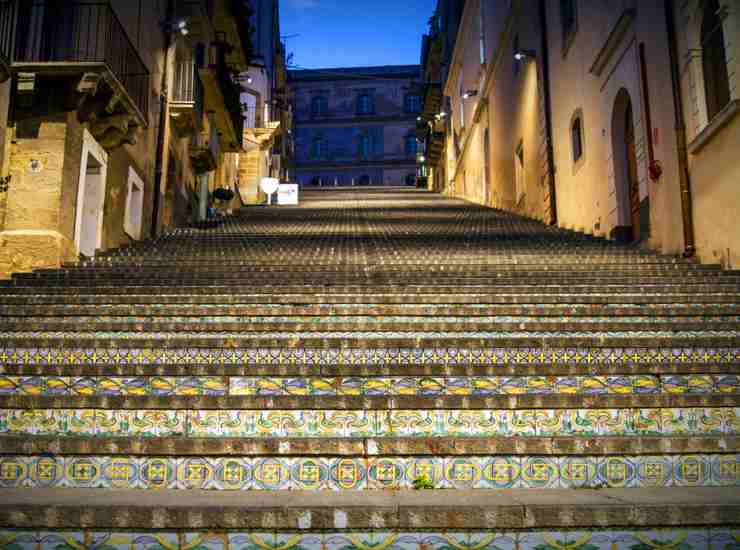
xmin=1 ymin=454 xmax=738 ymax=492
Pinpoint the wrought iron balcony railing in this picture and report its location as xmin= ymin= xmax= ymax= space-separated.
xmin=0 ymin=1 xmax=149 ymax=119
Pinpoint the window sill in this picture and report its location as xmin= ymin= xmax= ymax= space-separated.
xmin=688 ymin=99 xmax=740 ymax=155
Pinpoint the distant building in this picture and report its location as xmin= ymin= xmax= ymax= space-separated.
xmin=288 ymin=65 xmax=422 ymax=187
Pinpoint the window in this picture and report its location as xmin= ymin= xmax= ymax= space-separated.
xmin=359 ymin=175 xmax=371 ymax=185
xmin=404 ymin=94 xmax=421 ymax=114
xmin=514 ymin=141 xmax=525 ymax=203
xmin=701 ymin=0 xmax=731 ymax=121
xmin=560 ymin=0 xmax=577 ymax=49
xmin=571 ymin=115 xmax=583 ymax=162
xmin=311 ymin=95 xmax=328 ymax=118
xmin=405 ymin=134 xmax=418 ymax=157
xmin=312 ymin=135 xmax=327 ymax=159
xmin=359 ymin=135 xmax=372 ymax=159
xmin=124 ymin=167 xmax=144 ymax=240
xmin=357 ymin=93 xmax=374 ymax=115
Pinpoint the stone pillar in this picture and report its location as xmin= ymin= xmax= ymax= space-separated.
xmin=0 ymin=114 xmax=80 ymax=278
xmin=198 ymin=173 xmax=209 ymax=221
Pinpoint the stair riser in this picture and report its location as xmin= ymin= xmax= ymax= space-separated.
xmin=1 ymin=407 xmax=738 ymax=438
xmin=1 ymin=374 xmax=736 ymax=398
xmin=0 ymin=453 xmax=737 ymax=491
xmin=2 ymin=529 xmax=739 ymax=549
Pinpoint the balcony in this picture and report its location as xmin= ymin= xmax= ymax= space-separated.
xmin=243 ymin=103 xmax=281 ymax=149
xmin=0 ymin=1 xmax=149 ymax=134
xmin=170 ymin=54 xmax=205 ymax=138
xmin=199 ymin=45 xmax=245 ymax=152
xmin=210 ymin=0 xmax=253 ymax=71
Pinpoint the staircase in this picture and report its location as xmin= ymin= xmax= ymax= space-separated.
xmin=0 ymin=188 xmax=738 ymax=549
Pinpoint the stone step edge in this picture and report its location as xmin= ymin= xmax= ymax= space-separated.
xmin=1 ymin=336 xmax=738 ymax=348
xmin=1 ymin=435 xmax=737 ymax=456
xmin=1 ymin=488 xmax=738 ymax=529
xmin=4 ymin=362 xmax=739 ymax=377
xmin=2 ymin=394 xmax=738 ymax=411
xmin=4 ymin=322 xmax=739 ymax=333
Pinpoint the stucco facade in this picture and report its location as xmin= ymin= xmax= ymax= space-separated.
xmin=0 ymin=0 xmax=256 ymax=278
xmin=420 ymin=0 xmax=740 ymax=268
xmin=289 ymin=66 xmax=422 ymax=187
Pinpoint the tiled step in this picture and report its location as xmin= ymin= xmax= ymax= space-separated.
xmin=2 ymin=303 xmax=737 ymax=317
xmin=0 ymin=342 xmax=736 ymax=367
xmin=2 ymin=317 xmax=738 ymax=333
xmin=2 ymin=528 xmax=739 ymax=549
xmin=0 ymin=452 xmax=737 ymax=491
xmin=1 ymin=406 xmax=738 ymax=438
xmin=1 ymin=293 xmax=738 ymax=305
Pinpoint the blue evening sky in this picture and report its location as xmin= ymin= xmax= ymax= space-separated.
xmin=280 ymin=0 xmax=437 ymax=69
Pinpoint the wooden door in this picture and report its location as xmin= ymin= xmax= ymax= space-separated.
xmin=624 ymin=101 xmax=640 ymax=241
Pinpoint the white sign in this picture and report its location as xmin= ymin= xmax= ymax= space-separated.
xmin=260 ymin=177 xmax=280 ymax=205
xmin=277 ymin=184 xmax=299 ymax=206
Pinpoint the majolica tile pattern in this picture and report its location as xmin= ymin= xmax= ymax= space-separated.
xmin=1 ymin=346 xmax=738 ymax=366
xmin=0 ymin=454 xmax=737 ymax=491
xmin=1 ymin=408 xmax=738 ymax=438
xmin=1 ymin=375 xmax=737 ymax=396
xmin=0 ymin=530 xmax=738 ymax=550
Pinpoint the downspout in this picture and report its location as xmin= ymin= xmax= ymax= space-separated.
xmin=151 ymin=0 xmax=174 ymax=239
xmin=664 ymin=0 xmax=696 ymax=257
xmin=538 ymin=0 xmax=557 ymax=225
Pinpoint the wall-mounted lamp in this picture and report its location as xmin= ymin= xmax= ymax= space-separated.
xmin=462 ymin=90 xmax=478 ymax=100
xmin=162 ymin=19 xmax=189 ymax=36
xmin=416 ymin=116 xmax=423 ymax=122
xmin=419 ymin=155 xmax=426 ymax=162
xmin=514 ymin=49 xmax=536 ymax=61
xmin=436 ymin=111 xmax=447 ymax=119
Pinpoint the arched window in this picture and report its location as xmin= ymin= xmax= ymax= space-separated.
xmin=405 ymin=134 xmax=418 ymax=156
xmin=571 ymin=114 xmax=583 ymax=162
xmin=701 ymin=0 xmax=730 ymax=121
xmin=359 ymin=135 xmax=371 ymax=158
xmin=357 ymin=93 xmax=374 ymax=115
xmin=312 ymin=135 xmax=327 ymax=159
xmin=311 ymin=96 xmax=328 ymax=118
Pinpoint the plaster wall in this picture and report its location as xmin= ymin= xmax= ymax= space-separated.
xmin=547 ymin=1 xmax=683 ymax=252
xmin=675 ymin=0 xmax=740 ymax=269
xmin=445 ymin=0 xmax=546 ymax=220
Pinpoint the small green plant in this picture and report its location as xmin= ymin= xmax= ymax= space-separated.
xmin=412 ymin=474 xmax=435 ymax=490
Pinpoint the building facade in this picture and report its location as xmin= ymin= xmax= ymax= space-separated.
xmin=238 ymin=0 xmax=293 ymax=204
xmin=0 ymin=0 xmax=294 ymax=278
xmin=418 ymin=0 xmax=740 ymax=269
xmin=288 ymin=65 xmax=422 ymax=187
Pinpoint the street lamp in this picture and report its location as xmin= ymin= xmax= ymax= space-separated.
xmin=462 ymin=89 xmax=478 ymax=99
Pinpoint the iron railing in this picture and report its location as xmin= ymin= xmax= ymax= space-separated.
xmin=173 ymin=54 xmax=204 ymax=118
xmin=0 ymin=1 xmax=149 ymax=119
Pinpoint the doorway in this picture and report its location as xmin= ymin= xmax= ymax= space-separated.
xmin=74 ymin=131 xmax=108 ymax=257
xmin=611 ymin=89 xmax=644 ymax=243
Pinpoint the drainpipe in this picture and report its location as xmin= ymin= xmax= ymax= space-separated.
xmin=538 ymin=0 xmax=557 ymax=225
xmin=151 ymin=0 xmax=174 ymax=239
xmin=664 ymin=0 xmax=695 ymax=257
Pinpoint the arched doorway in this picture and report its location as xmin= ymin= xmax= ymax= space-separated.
xmin=611 ymin=88 xmax=644 ymax=243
